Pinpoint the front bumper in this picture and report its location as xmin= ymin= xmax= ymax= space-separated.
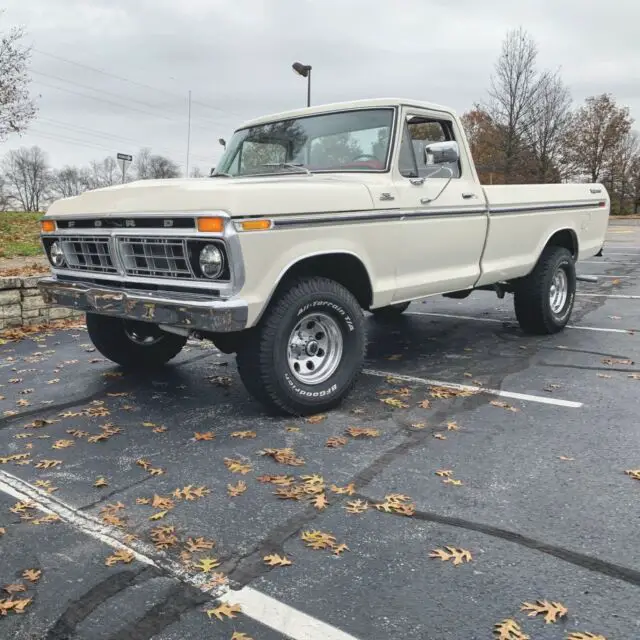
xmin=38 ymin=277 xmax=248 ymax=333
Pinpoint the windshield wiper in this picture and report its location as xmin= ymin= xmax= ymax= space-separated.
xmin=257 ymin=163 xmax=311 ymax=176
xmin=210 ymin=172 xmax=232 ymax=177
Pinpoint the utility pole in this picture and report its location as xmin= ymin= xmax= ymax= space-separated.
xmin=186 ymin=89 xmax=192 ymax=177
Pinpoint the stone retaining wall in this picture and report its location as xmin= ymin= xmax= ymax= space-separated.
xmin=0 ymin=276 xmax=83 ymax=329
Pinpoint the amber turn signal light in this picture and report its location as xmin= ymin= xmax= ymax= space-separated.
xmin=197 ymin=217 xmax=224 ymax=233
xmin=40 ymin=220 xmax=56 ymax=233
xmin=239 ymin=219 xmax=272 ymax=231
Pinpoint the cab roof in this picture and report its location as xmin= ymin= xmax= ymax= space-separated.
xmin=237 ymin=98 xmax=456 ymax=130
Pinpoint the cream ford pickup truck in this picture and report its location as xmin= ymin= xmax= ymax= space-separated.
xmin=39 ymin=98 xmax=610 ymax=415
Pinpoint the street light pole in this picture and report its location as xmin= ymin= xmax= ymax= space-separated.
xmin=186 ymin=89 xmax=192 ymax=177
xmin=292 ymin=62 xmax=312 ymax=107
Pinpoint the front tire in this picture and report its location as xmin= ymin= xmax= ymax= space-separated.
xmin=236 ymin=276 xmax=366 ymax=415
xmin=86 ymin=314 xmax=187 ymax=369
xmin=514 ymin=246 xmax=576 ymax=335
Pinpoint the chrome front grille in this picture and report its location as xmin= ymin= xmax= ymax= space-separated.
xmin=60 ymin=236 xmax=118 ymax=274
xmin=117 ymin=237 xmax=193 ymax=279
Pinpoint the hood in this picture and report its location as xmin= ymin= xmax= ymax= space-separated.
xmin=46 ymin=175 xmax=376 ymax=218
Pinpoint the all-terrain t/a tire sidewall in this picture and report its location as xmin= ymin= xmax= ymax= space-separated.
xmin=252 ymin=278 xmax=366 ymax=415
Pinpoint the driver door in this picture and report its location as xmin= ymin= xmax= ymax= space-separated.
xmin=390 ymin=108 xmax=488 ymax=302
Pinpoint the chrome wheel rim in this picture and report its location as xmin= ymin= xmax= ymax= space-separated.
xmin=287 ymin=312 xmax=343 ymax=385
xmin=549 ymin=268 xmax=568 ymax=315
xmin=123 ymin=321 xmax=164 ymax=346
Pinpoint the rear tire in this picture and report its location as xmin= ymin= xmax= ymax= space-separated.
xmin=371 ymin=302 xmax=410 ymax=321
xmin=236 ymin=276 xmax=366 ymax=415
xmin=514 ymin=246 xmax=576 ymax=335
xmin=86 ymin=314 xmax=187 ymax=369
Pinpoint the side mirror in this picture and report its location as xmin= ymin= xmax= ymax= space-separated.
xmin=424 ymin=141 xmax=459 ymax=166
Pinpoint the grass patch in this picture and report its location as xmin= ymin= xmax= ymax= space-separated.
xmin=0 ymin=212 xmax=43 ymax=259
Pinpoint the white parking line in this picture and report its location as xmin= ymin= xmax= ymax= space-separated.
xmin=406 ymin=311 xmax=631 ymax=335
xmin=219 ymin=588 xmax=360 ymax=640
xmin=580 ymin=260 xmax=640 ymax=264
xmin=577 ymin=274 xmax=631 ymax=278
xmin=362 ymin=369 xmax=583 ymax=408
xmin=0 ymin=469 xmax=360 ymax=640
xmin=576 ymin=293 xmax=640 ymax=300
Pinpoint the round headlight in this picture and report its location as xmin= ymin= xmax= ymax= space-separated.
xmin=49 ymin=241 xmax=66 ymax=267
xmin=199 ymin=244 xmax=224 ymax=279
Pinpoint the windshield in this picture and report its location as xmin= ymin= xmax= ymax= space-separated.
xmin=215 ymin=108 xmax=394 ymax=176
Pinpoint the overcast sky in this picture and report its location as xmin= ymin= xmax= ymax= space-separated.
xmin=1 ymin=0 xmax=638 ymax=175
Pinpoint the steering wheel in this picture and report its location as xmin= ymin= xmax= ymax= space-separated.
xmin=350 ymin=154 xmax=379 ymax=162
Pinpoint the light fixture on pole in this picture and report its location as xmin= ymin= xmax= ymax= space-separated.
xmin=292 ymin=62 xmax=312 ymax=107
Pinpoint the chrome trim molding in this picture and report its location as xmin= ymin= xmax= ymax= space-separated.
xmin=38 ymin=277 xmax=248 ymax=333
xmin=489 ymin=200 xmax=604 ymax=215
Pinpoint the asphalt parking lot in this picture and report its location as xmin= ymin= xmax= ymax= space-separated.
xmin=1 ymin=220 xmax=640 ymax=640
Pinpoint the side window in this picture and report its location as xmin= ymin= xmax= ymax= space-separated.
xmin=398 ymin=117 xmax=461 ymax=179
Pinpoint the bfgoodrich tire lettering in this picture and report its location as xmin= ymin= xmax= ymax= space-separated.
xmin=236 ymin=276 xmax=366 ymax=415
xmin=514 ymin=246 xmax=576 ymax=335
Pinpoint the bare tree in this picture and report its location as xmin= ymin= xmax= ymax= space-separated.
xmin=147 ymin=154 xmax=180 ymax=179
xmin=2 ymin=145 xmax=50 ymax=211
xmin=486 ymin=27 xmax=544 ymax=182
xmin=525 ymin=71 xmax=573 ymax=182
xmin=610 ymin=131 xmax=639 ymax=213
xmin=0 ymin=22 xmax=36 ymax=141
xmin=134 ymin=147 xmax=152 ymax=180
xmin=190 ymin=166 xmax=204 ymax=178
xmin=51 ymin=165 xmax=85 ymax=198
xmin=629 ymin=154 xmax=640 ymax=214
xmin=83 ymin=157 xmax=119 ymax=190
xmin=564 ymin=93 xmax=633 ymax=183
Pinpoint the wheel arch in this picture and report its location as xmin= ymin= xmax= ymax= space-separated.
xmin=254 ymin=251 xmax=374 ymax=325
xmin=542 ymin=228 xmax=579 ymax=259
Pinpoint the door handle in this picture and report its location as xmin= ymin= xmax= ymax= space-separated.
xmin=462 ymin=192 xmax=477 ymax=199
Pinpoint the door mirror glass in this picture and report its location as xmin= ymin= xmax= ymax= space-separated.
xmin=424 ymin=141 xmax=459 ymax=166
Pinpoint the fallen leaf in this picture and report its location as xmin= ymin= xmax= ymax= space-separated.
xmin=330 ymin=483 xmax=356 ymax=496
xmin=152 ymin=426 xmax=167 ymax=434
xmin=22 ymin=569 xmax=41 ymax=582
xmin=346 ymin=426 xmax=381 ymax=438
xmin=493 ymin=619 xmax=529 ymax=640
xmin=333 ymin=543 xmax=349 ymax=556
xmin=94 ymin=477 xmax=109 ymax=488
xmin=257 ymin=474 xmax=295 ymax=485
xmin=380 ymin=397 xmax=409 ymax=408
xmin=35 ymin=459 xmax=62 ymax=469
xmin=559 ymin=456 xmax=575 ymax=461
xmin=429 ymin=547 xmax=472 ymax=565
xmin=3 ymin=597 xmax=32 ymax=614
xmin=148 ymin=467 xmax=165 ymax=476
xmin=411 ymin=422 xmax=427 ymax=429
xmin=490 ymin=400 xmax=519 ymax=412
xmin=208 ymin=375 xmax=233 ymax=387
xmin=345 ymin=500 xmax=369 ymax=514
xmin=433 ymin=433 xmax=447 ymax=440
xmin=597 ymin=373 xmax=612 ymax=379
xmin=185 ymin=537 xmax=215 ymax=552
xmin=430 ymin=385 xmax=477 ymax=399
xmin=191 ymin=486 xmax=210 ymax=499
xmin=285 ymin=426 xmax=300 ymax=432
xmin=52 ymin=439 xmax=74 ymax=450
xmin=263 ymin=553 xmax=292 ymax=567
xmin=231 ymin=634 xmax=254 ymax=640
xmin=205 ymin=602 xmax=241 ymax=621
xmin=304 ymin=414 xmax=327 ymax=424
xmin=136 ymin=458 xmax=152 ymax=470
xmin=150 ymin=525 xmax=178 ymax=549
xmin=446 ymin=422 xmax=459 ymax=431
xmin=301 ymin=530 xmax=336 ymax=550
xmin=3 ymin=584 xmax=26 ymax=595
xmin=435 ymin=469 xmax=453 ymax=477
xmin=105 ymin=550 xmax=135 ymax=566
xmin=67 ymin=429 xmax=90 ymax=438
xmin=231 ymin=431 xmax=256 ymax=439
xmin=312 ymin=493 xmax=329 ymax=510
xmin=136 ymin=497 xmax=151 ymax=505
xmin=628 ymin=373 xmax=640 ymax=380
xmin=152 ymin=494 xmax=175 ymax=510
xmin=566 ymin=633 xmax=607 ymax=640
xmin=260 ymin=448 xmax=304 ymax=466
xmin=602 ymin=357 xmax=633 ymax=366
xmin=326 ymin=436 xmax=348 ymax=448
xmin=227 ymin=481 xmax=247 ymax=497
xmin=194 ymin=431 xmax=215 ymax=441
xmin=624 ymin=469 xmax=640 ymax=481
xmin=224 ymin=458 xmax=253 ymax=474
xmin=46 ymin=379 xmax=60 ymax=385
xmin=196 ymin=557 xmax=221 ymax=572
xmin=521 ymin=599 xmax=568 ymax=623
xmin=149 ymin=510 xmax=168 ymax=521
xmin=442 ymin=478 xmax=463 ymax=486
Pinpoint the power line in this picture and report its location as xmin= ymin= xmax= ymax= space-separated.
xmin=33 ymin=78 xmax=217 ymax=133
xmin=38 ymin=117 xmax=212 ymax=163
xmin=32 ymin=48 xmax=245 ymax=120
